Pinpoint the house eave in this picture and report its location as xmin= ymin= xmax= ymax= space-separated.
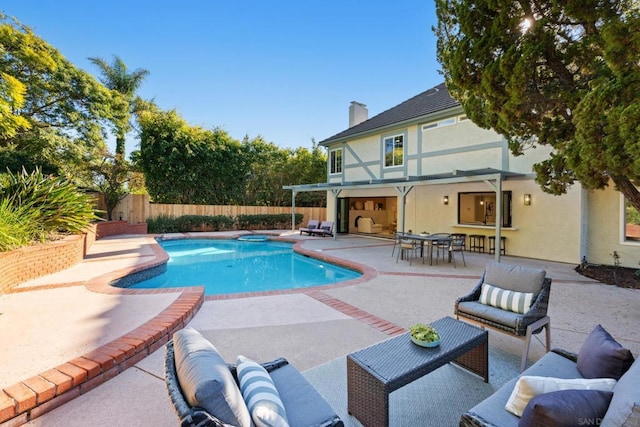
xmin=319 ymin=105 xmax=465 ymax=147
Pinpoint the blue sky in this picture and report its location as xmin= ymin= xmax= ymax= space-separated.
xmin=3 ymin=1 xmax=443 ymax=154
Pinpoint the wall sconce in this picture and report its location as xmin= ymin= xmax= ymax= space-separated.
xmin=524 ymin=194 xmax=531 ymax=206
xmin=443 ymin=195 xmax=449 ymax=205
xmin=118 ymin=211 xmax=124 ymax=221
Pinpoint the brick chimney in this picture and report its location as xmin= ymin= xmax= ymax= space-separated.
xmin=349 ymin=101 xmax=368 ymax=128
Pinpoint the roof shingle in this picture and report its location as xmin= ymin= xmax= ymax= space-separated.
xmin=319 ymin=82 xmax=461 ymax=145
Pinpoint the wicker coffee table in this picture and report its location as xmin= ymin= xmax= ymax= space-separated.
xmin=347 ymin=316 xmax=488 ymax=427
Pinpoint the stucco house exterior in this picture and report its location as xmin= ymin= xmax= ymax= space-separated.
xmin=286 ymin=83 xmax=640 ymax=268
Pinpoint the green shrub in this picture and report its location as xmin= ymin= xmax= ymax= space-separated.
xmin=0 ymin=169 xmax=99 ymax=251
xmin=147 ymin=213 xmax=300 ymax=233
xmin=147 ymin=214 xmax=234 ymax=233
xmin=175 ymin=215 xmax=234 ymax=232
xmin=0 ymin=199 xmax=39 ymax=251
xmin=146 ymin=214 xmax=179 ymax=234
xmin=236 ymin=213 xmax=302 ymax=230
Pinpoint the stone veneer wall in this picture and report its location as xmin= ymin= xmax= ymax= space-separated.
xmin=0 ymin=235 xmax=86 ymax=294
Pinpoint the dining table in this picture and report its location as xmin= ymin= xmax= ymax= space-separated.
xmin=403 ymin=233 xmax=453 ymax=265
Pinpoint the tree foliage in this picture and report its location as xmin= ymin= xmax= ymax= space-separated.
xmin=88 ymin=55 xmax=150 ymax=218
xmin=0 ymin=13 xmax=127 ymax=180
xmin=137 ymin=109 xmax=249 ymax=204
xmin=89 ymin=55 xmax=149 ymax=161
xmin=137 ymin=109 xmax=327 ymax=206
xmin=435 ymin=0 xmax=640 ymax=210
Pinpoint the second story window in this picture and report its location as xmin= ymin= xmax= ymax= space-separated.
xmin=330 ymin=148 xmax=343 ymax=174
xmin=384 ymin=135 xmax=403 ymax=167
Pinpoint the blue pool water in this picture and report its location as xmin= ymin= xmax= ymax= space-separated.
xmin=128 ymin=239 xmax=361 ymax=295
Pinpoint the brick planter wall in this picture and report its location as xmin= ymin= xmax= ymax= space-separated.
xmin=0 ymin=235 xmax=86 ymax=293
xmin=95 ymin=221 xmax=148 ymax=239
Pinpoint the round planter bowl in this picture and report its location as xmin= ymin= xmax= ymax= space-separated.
xmin=410 ymin=336 xmax=440 ymax=348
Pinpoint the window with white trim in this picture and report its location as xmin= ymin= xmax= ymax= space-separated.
xmin=457 ymin=191 xmax=512 ymax=227
xmin=623 ymin=195 xmax=640 ymax=242
xmin=422 ymin=115 xmax=466 ymax=131
xmin=384 ymin=135 xmax=403 ymax=167
xmin=330 ymin=148 xmax=342 ymax=174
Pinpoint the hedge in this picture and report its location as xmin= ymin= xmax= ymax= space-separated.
xmin=146 ymin=213 xmax=304 ymax=234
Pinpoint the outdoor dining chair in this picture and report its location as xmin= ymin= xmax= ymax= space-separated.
xmin=390 ymin=232 xmax=404 ymax=257
xmin=395 ymin=238 xmax=420 ymax=265
xmin=428 ymin=233 xmax=452 ymax=264
xmin=448 ymin=234 xmax=466 ymax=267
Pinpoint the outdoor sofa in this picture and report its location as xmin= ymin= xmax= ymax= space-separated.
xmin=165 ymin=327 xmax=343 ymax=427
xmin=461 ymin=324 xmax=638 ymax=427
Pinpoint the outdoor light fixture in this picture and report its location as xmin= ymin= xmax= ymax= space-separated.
xmin=118 ymin=211 xmax=124 ymax=220
xmin=524 ymin=194 xmax=531 ymax=206
xmin=443 ymin=195 xmax=449 ymax=205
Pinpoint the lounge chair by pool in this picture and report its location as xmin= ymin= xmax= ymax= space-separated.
xmin=299 ymin=219 xmax=320 ymax=235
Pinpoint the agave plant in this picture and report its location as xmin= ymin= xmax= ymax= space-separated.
xmin=0 ymin=168 xmax=99 ymax=249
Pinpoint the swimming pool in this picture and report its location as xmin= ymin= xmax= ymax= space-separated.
xmin=127 ymin=238 xmax=361 ymax=295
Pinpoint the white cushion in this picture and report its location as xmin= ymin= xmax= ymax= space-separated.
xmin=505 ymin=376 xmax=617 ymax=417
xmin=479 ymin=283 xmax=535 ymax=314
xmin=237 ymin=355 xmax=289 ymax=427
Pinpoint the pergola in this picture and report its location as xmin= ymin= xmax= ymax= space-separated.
xmin=284 ymin=168 xmax=526 ymax=262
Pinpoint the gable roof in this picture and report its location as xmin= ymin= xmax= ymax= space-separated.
xmin=319 ymin=82 xmax=461 ymax=146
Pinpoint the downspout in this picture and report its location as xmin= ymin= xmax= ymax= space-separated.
xmin=580 ymin=186 xmax=588 ymax=264
xmin=331 ymin=189 xmax=341 ymax=240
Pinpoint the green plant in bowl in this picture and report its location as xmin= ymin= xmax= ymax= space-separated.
xmin=409 ymin=323 xmax=440 ymax=347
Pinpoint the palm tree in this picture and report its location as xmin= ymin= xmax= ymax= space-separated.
xmin=89 ymin=55 xmax=148 ymax=220
xmin=89 ymin=55 xmax=149 ymax=162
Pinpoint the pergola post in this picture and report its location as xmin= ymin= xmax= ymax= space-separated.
xmin=395 ymin=185 xmax=413 ymax=234
xmin=483 ymin=176 xmax=502 ymax=262
xmin=291 ymin=190 xmax=297 ymax=231
xmin=331 ymin=189 xmax=341 ymax=240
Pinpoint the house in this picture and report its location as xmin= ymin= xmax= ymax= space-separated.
xmin=285 ymin=83 xmax=640 ymax=268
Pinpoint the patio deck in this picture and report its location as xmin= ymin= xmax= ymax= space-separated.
xmin=2 ymin=231 xmax=639 ymax=426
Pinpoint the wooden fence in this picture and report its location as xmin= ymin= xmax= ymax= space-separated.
xmin=113 ymin=194 xmax=326 ymax=225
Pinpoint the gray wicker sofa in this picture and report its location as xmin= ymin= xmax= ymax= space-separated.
xmin=461 ymin=326 xmax=639 ymax=427
xmin=165 ymin=327 xmax=343 ymax=427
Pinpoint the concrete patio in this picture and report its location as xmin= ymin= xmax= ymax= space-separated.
xmin=1 ymin=231 xmax=639 ymax=426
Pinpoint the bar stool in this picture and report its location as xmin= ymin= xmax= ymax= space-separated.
xmin=468 ymin=234 xmax=485 ymax=253
xmin=488 ymin=236 xmax=506 ymax=255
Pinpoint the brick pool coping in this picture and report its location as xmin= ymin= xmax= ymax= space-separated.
xmin=0 ymin=233 xmax=410 ymax=426
xmin=0 ymin=237 xmax=204 ymax=426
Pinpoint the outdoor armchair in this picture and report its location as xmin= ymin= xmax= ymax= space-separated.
xmin=454 ymin=262 xmax=551 ymax=371
xmin=165 ymin=328 xmax=344 ymax=427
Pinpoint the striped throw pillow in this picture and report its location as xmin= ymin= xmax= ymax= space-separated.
xmin=480 ymin=283 xmax=535 ymax=314
xmin=236 ymin=355 xmax=289 ymax=427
